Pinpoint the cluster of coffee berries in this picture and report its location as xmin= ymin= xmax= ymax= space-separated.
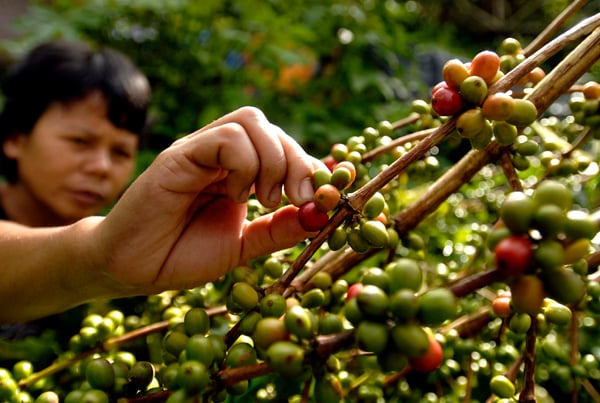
xmin=68 ymin=310 xmax=126 ymax=352
xmin=299 ymin=137 xmax=402 ymax=253
xmin=493 ymin=290 xmax=573 ymax=330
xmin=158 ymin=306 xmax=237 ymax=400
xmin=297 ymin=160 xmax=356 ymax=232
xmin=410 ymin=99 xmax=442 ymax=130
xmin=343 ymin=259 xmax=457 ymax=373
xmin=570 ymin=80 xmax=600 ymax=134
xmin=63 ymin=357 xmax=156 ymax=402
xmin=498 ymin=37 xmax=546 ymax=86
xmin=509 ymin=116 xmax=594 ymax=176
xmin=432 ymin=49 xmax=538 ymax=149
xmin=0 ymin=361 xmax=45 ymax=403
xmin=489 ymin=180 xmax=598 ymax=314
xmin=329 ymin=190 xmax=400 ymax=253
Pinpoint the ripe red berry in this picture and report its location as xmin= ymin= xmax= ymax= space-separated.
xmin=409 ymin=334 xmax=444 ymax=373
xmin=298 ymin=201 xmax=329 ymax=232
xmin=431 ymin=86 xmax=463 ymax=116
xmin=494 ymin=236 xmax=534 ymax=276
xmin=345 ymin=282 xmax=364 ymax=302
xmin=322 ymin=155 xmax=337 ymax=172
xmin=431 ymin=80 xmax=449 ymax=96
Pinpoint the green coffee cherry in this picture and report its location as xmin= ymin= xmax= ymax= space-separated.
xmin=313 ymin=373 xmax=344 ymax=402
xmin=542 ymin=267 xmax=586 ymax=305
xmin=391 ymin=323 xmax=430 ymax=358
xmin=284 ymin=305 xmax=315 ymax=339
xmin=125 ymin=361 xmax=155 ymax=394
xmin=310 ymin=272 xmax=333 ymax=290
xmin=81 ymin=390 xmax=110 ymax=403
xmin=490 ymin=374 xmax=516 ymax=398
xmin=534 ymin=240 xmax=565 ymax=272
xmin=493 ymin=121 xmax=518 ymax=145
xmin=185 ymin=335 xmax=215 ymax=367
xmin=509 ymin=312 xmax=532 ymax=334
xmin=347 ymin=227 xmax=370 ymax=253
xmin=389 ymin=289 xmax=419 ymax=322
xmin=361 ymin=267 xmax=390 ymax=292
xmin=564 ymin=210 xmax=599 ymax=240
xmin=355 ymin=321 xmax=389 ymax=354
xmin=543 ymin=301 xmax=572 ymax=326
xmin=417 ymin=288 xmax=457 ymax=325
xmin=456 ymin=108 xmax=486 ymax=138
xmin=360 ymin=220 xmax=390 ymax=248
xmin=460 ymin=76 xmax=488 ymax=105
xmin=506 ymin=98 xmax=537 ymax=126
xmin=356 ymin=285 xmax=389 ymax=318
xmin=343 ymin=297 xmax=364 ymax=326
xmin=231 ymin=282 xmax=260 ymax=311
xmin=516 ymin=139 xmax=539 ymax=156
xmin=265 ymin=341 xmax=305 ymax=378
xmin=263 ymin=257 xmax=285 ymax=278
xmin=176 ymin=360 xmax=210 ymax=394
xmin=35 ymin=391 xmax=60 ymax=403
xmin=533 ymin=204 xmax=566 ymax=238
xmin=363 ymin=192 xmax=386 ymax=219
xmin=500 ymin=191 xmax=534 ymax=235
xmin=85 ymin=358 xmax=115 ymax=391
xmin=301 ymin=288 xmax=326 ymax=308
xmin=184 ymin=307 xmax=210 ymax=336
xmin=318 ymin=313 xmax=344 ymax=335
xmin=252 ymin=318 xmax=289 ymax=350
xmin=225 ymin=342 xmax=257 ymax=368
xmin=327 ymin=227 xmax=348 ymax=251
xmin=532 ymin=180 xmax=572 ymax=211
xmin=12 ymin=360 xmax=33 ymax=381
xmin=312 ymin=168 xmax=332 ymax=190
xmin=384 ymin=259 xmax=422 ymax=292
xmin=163 ymin=331 xmax=189 ymax=357
xmin=259 ymin=293 xmax=287 ymax=318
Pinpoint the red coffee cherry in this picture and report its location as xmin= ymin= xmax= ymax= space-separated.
xmin=494 ymin=236 xmax=534 ymax=276
xmin=431 ymin=86 xmax=463 ymax=116
xmin=409 ymin=334 xmax=444 ymax=373
xmin=298 ymin=201 xmax=329 ymax=232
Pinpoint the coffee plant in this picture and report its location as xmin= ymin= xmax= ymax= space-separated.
xmin=2 ymin=5 xmax=600 ymax=403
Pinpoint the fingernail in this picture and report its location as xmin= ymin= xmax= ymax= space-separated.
xmin=299 ymin=177 xmax=314 ymax=203
xmin=269 ymin=187 xmax=282 ymax=205
xmin=237 ymin=188 xmax=250 ymax=203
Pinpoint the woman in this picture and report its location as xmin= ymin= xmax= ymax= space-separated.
xmin=0 ymin=39 xmax=150 ymax=226
xmin=0 ymin=40 xmax=322 ymax=325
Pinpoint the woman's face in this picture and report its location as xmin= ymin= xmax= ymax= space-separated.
xmin=3 ymin=92 xmax=139 ymax=224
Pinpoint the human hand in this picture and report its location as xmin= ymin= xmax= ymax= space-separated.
xmin=95 ymin=107 xmax=325 ymax=294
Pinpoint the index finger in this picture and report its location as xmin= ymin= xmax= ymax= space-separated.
xmin=200 ymin=107 xmax=288 ymax=207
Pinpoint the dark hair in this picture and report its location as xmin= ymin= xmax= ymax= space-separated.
xmin=0 ymin=39 xmax=151 ymax=183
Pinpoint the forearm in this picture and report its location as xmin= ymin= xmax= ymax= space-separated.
xmin=0 ymin=217 xmax=129 ymax=324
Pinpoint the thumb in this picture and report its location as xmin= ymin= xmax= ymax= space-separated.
xmin=240 ymin=205 xmax=316 ymax=263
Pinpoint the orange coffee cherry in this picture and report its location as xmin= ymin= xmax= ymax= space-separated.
xmin=469 ymin=50 xmax=501 ymax=84
xmin=583 ymin=81 xmax=600 ymax=100
xmin=527 ymin=67 xmax=546 ymax=85
xmin=442 ymin=58 xmax=469 ymax=89
xmin=313 ymin=184 xmax=341 ymax=212
xmin=482 ymin=92 xmax=515 ymax=121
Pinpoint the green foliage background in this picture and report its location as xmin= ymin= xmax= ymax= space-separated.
xmin=0 ymin=0 xmax=596 ymax=161
xmin=0 ymin=3 xmax=600 ymax=401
